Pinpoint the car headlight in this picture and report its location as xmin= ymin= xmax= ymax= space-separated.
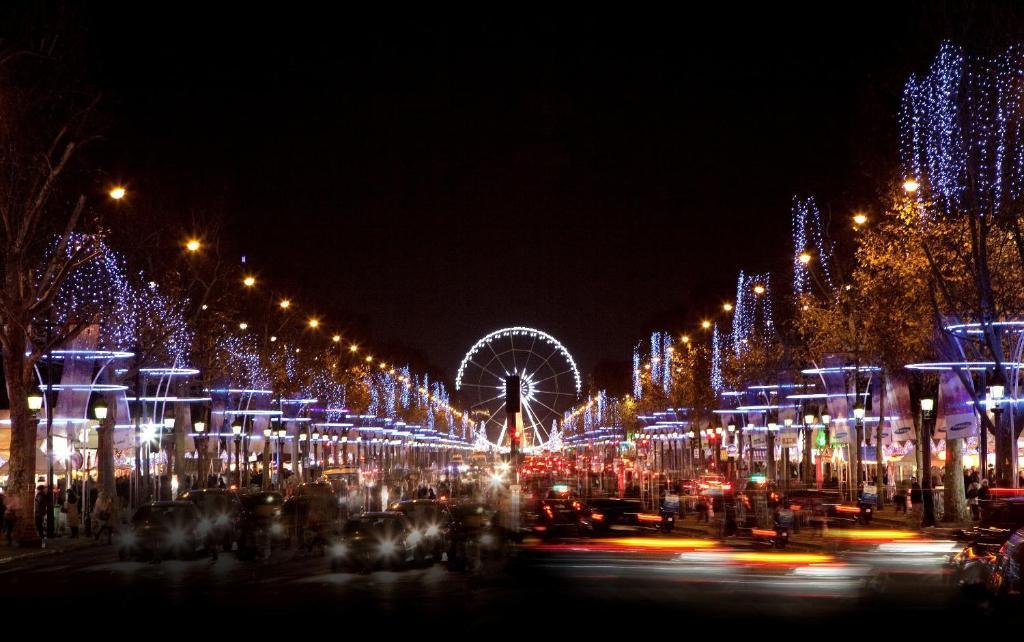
xmin=330 ymin=543 xmax=348 ymax=558
xmin=408 ymin=530 xmax=423 ymax=545
xmin=378 ymin=540 xmax=396 ymax=557
xmin=425 ymin=524 xmax=440 ymax=537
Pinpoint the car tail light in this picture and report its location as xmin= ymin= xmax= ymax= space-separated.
xmin=591 ymin=512 xmax=605 ymax=521
xmin=637 ymin=513 xmax=662 ymax=523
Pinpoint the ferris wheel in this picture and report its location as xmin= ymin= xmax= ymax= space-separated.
xmin=455 ymin=326 xmax=581 ymax=450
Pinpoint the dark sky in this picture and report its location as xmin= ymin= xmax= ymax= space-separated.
xmin=73 ymin=3 xmax=1009 ymax=391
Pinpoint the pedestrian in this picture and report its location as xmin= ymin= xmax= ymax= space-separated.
xmin=967 ymin=481 xmax=980 ymax=520
xmin=978 ymin=478 xmax=991 ymax=502
xmin=910 ymin=477 xmax=923 ymax=527
xmin=92 ymin=491 xmax=114 ymax=544
xmin=64 ymin=490 xmax=81 ymax=538
xmin=33 ymin=484 xmax=46 ymax=540
xmin=3 ymin=489 xmax=19 ymax=545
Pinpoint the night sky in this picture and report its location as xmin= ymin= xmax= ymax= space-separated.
xmin=70 ymin=3 xmax=1016 ymax=393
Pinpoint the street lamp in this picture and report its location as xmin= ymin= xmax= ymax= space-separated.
xmin=232 ymin=420 xmax=243 ymax=488
xmin=920 ymin=397 xmax=936 ymax=527
xmin=28 ymin=393 xmax=43 ymax=412
xmin=94 ymin=400 xmax=108 ymax=420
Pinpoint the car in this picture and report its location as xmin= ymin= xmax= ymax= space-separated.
xmin=987 ymin=527 xmax=1024 ymax=602
xmin=118 ymin=501 xmax=211 ymax=561
xmin=329 ymin=512 xmax=418 ymax=572
xmin=236 ymin=491 xmax=285 ymax=558
xmin=388 ymin=499 xmax=452 ymax=564
xmin=580 ymin=498 xmax=675 ymax=535
xmin=447 ymin=502 xmax=501 ymax=570
xmin=951 ymin=497 xmax=1024 ymax=591
xmin=178 ymin=488 xmax=242 ymax=551
xmin=525 ymin=486 xmax=585 ymax=536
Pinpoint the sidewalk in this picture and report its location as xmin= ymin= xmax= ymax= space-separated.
xmin=0 ymin=535 xmax=102 ymax=565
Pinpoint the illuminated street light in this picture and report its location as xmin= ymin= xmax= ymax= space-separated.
xmin=332 ymin=334 xmax=341 ymax=343
xmin=701 ymin=320 xmax=711 ymax=330
xmin=680 ymin=335 xmax=690 ymax=345
xmin=185 ymin=239 xmax=201 ymax=252
xmin=723 ymin=303 xmax=733 ymax=312
xmin=853 ymin=213 xmax=868 ymax=226
xmin=243 ymin=276 xmax=256 ymax=287
xmin=349 ymin=344 xmax=358 ymax=353
xmin=903 ymin=178 xmax=920 ymax=193
xmin=279 ymin=299 xmax=291 ymax=309
xmin=308 ymin=318 xmax=319 ymax=329
xmin=753 ymin=285 xmax=765 ymax=295
xmin=239 ymin=322 xmax=248 ymax=330
xmin=109 ymin=186 xmax=126 ymax=200
xmin=799 ymin=252 xmax=811 ymax=264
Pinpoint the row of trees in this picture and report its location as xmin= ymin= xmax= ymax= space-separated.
xmin=585 ymin=42 xmax=1024 ymax=524
xmin=0 ymin=16 xmax=470 ymax=542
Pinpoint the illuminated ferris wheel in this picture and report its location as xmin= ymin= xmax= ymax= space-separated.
xmin=455 ymin=327 xmax=581 ymax=450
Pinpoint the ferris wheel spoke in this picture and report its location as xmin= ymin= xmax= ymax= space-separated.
xmin=467 ymin=359 xmax=507 ymax=384
xmin=485 ymin=341 xmax=513 ymax=377
xmin=471 ymin=391 xmax=506 ymax=408
xmin=526 ymin=395 xmax=562 ymax=419
xmin=530 ymin=368 xmax=575 ymax=387
xmin=520 ymin=333 xmax=539 ymax=374
xmin=522 ymin=400 xmax=547 ymax=444
xmin=508 ymin=333 xmax=519 ymax=374
xmin=526 ymin=346 xmax=560 ymax=382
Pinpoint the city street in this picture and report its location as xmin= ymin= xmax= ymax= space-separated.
xmin=0 ymin=518 xmax=1008 ymax=631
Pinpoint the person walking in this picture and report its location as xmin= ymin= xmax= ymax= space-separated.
xmin=978 ymin=478 xmax=991 ymax=501
xmin=92 ymin=491 xmax=114 ymax=544
xmin=967 ymin=481 xmax=980 ymax=521
xmin=910 ymin=477 xmax=923 ymax=527
xmin=64 ymin=490 xmax=81 ymax=538
xmin=33 ymin=484 xmax=47 ymax=541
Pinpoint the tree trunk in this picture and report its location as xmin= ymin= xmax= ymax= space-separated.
xmin=173 ymin=400 xmax=189 ymax=488
xmin=876 ymin=377 xmax=886 ymax=508
xmin=95 ymin=416 xmax=118 ymax=522
xmin=3 ymin=334 xmax=41 ymax=545
xmin=943 ymin=438 xmax=969 ymax=522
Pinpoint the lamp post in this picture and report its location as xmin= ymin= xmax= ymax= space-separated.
xmin=767 ymin=421 xmax=778 ymax=483
xmin=920 ymin=398 xmax=936 ymax=527
xmin=986 ymin=374 xmax=1005 ymax=483
xmin=232 ymin=419 xmax=242 ymax=488
xmin=193 ymin=420 xmax=207 ymax=489
xmin=311 ymin=430 xmax=321 ymax=481
xmin=853 ymin=403 xmax=866 ymax=502
xmin=803 ymin=413 xmax=816 ymax=486
xmin=276 ymin=428 xmax=286 ymax=489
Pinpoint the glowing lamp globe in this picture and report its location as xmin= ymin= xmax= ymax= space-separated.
xmin=27 ymin=393 xmax=43 ymax=412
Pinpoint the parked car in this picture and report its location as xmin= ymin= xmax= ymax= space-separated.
xmin=329 ymin=512 xmax=418 ymax=572
xmin=118 ymin=501 xmax=211 ymax=561
xmin=178 ymin=488 xmax=242 ymax=551
xmin=236 ymin=491 xmax=285 ymax=558
xmin=580 ymin=498 xmax=675 ymax=535
xmin=389 ymin=499 xmax=452 ymax=564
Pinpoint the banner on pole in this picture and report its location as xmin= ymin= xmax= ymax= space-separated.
xmin=936 ymin=371 xmax=978 ymax=441
xmin=887 ymin=374 xmax=914 ymax=442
